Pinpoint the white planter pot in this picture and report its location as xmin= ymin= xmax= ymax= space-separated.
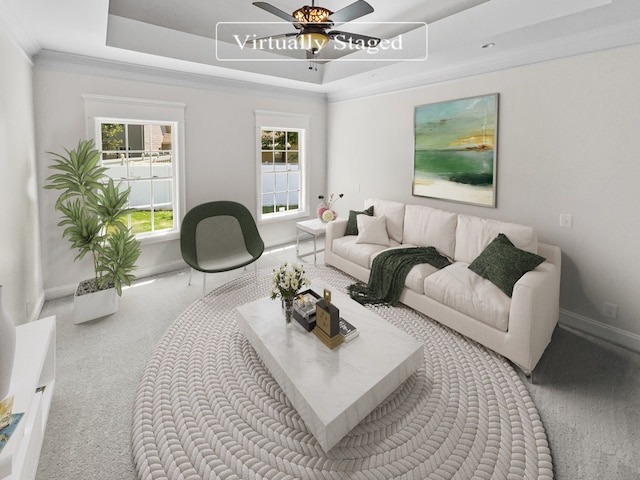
xmin=74 ymin=282 xmax=118 ymax=324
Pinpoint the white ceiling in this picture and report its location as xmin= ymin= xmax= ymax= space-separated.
xmin=2 ymin=0 xmax=640 ymax=99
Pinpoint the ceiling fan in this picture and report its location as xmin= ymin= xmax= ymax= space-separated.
xmin=251 ymin=0 xmax=381 ymax=57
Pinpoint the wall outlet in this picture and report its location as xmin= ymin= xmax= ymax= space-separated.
xmin=603 ymin=302 xmax=618 ymax=319
xmin=559 ymin=213 xmax=572 ymax=228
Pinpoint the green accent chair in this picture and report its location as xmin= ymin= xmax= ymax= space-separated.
xmin=180 ymin=201 xmax=265 ymax=298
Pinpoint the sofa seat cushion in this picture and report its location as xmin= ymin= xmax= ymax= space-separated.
xmin=424 ymin=262 xmax=511 ymax=331
xmin=332 ymin=236 xmax=396 ymax=269
xmin=371 ymin=244 xmax=441 ymax=292
xmin=406 ymin=263 xmax=442 ymax=293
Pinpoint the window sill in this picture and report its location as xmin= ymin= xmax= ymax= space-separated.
xmin=136 ymin=230 xmax=180 ymax=245
xmin=258 ymin=210 xmax=309 ymax=224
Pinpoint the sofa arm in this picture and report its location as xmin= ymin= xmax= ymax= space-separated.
xmin=325 ymin=219 xmax=348 ymax=266
xmin=507 ymin=259 xmax=560 ymax=372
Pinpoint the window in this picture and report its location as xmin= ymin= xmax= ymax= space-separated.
xmin=260 ymin=129 xmax=302 ymax=216
xmin=83 ymin=95 xmax=185 ymax=242
xmin=256 ymin=111 xmax=309 ymax=222
xmin=99 ymin=121 xmax=176 ymax=236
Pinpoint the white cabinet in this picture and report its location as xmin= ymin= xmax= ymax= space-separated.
xmin=0 ymin=317 xmax=55 ymax=480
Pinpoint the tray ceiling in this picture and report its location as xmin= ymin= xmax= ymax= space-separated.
xmin=1 ymin=0 xmax=640 ymax=97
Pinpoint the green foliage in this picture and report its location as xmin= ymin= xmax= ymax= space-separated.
xmin=44 ymin=139 xmax=141 ymax=295
xmin=101 ymin=123 xmax=124 ymax=151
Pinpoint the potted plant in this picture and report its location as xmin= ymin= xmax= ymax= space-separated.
xmin=45 ymin=139 xmax=141 ymax=323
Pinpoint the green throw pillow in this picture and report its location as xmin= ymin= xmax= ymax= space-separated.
xmin=468 ymin=233 xmax=545 ymax=297
xmin=345 ymin=206 xmax=374 ymax=236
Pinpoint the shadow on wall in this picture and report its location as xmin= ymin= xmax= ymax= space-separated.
xmin=559 ymin=253 xmax=602 ymax=322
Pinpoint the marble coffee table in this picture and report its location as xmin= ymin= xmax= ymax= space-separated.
xmin=235 ymin=280 xmax=423 ymax=451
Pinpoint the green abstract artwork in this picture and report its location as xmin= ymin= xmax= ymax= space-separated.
xmin=413 ymin=93 xmax=498 ymax=207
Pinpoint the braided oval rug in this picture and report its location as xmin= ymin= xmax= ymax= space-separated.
xmin=132 ymin=265 xmax=553 ymax=480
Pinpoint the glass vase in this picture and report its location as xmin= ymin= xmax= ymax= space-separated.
xmin=284 ymin=298 xmax=293 ymax=325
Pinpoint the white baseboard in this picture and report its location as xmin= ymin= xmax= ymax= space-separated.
xmin=44 ymin=260 xmax=188 ymax=300
xmin=134 ymin=260 xmax=187 ymax=280
xmin=559 ymin=308 xmax=640 ymax=353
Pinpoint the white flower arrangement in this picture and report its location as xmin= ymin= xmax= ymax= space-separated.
xmin=269 ymin=262 xmax=311 ymax=302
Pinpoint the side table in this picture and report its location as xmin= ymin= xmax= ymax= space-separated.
xmin=295 ymin=218 xmax=327 ymax=266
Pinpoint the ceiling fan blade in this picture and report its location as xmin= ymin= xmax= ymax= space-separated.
xmin=329 ymin=30 xmax=380 ymax=47
xmin=252 ymin=2 xmax=298 ymax=23
xmin=329 ymin=0 xmax=374 ymax=25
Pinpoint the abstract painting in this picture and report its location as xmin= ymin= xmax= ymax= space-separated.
xmin=413 ymin=93 xmax=498 ymax=207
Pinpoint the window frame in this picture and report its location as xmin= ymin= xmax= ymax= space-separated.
xmin=255 ymin=111 xmax=310 ymax=223
xmin=96 ymin=119 xmax=177 ymax=239
xmin=83 ymin=94 xmax=186 ymax=244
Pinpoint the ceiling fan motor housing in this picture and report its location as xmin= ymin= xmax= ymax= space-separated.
xmin=292 ymin=5 xmax=334 ymax=28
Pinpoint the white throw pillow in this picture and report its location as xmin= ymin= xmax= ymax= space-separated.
xmin=364 ymin=198 xmax=405 ymax=243
xmin=356 ymin=215 xmax=390 ymax=246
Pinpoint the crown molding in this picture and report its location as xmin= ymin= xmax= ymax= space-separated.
xmin=25 ymin=11 xmax=640 ymax=106
xmin=326 ymin=17 xmax=640 ymax=103
xmin=33 ymin=49 xmax=328 ymax=103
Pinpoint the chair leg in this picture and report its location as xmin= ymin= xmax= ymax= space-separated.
xmin=202 ymin=273 xmax=207 ymax=300
xmin=188 ymin=268 xmax=193 ymax=286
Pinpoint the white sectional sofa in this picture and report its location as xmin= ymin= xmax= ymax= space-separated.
xmin=325 ymin=198 xmax=561 ymax=373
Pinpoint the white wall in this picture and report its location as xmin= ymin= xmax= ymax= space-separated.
xmin=33 ymin=59 xmax=327 ymax=298
xmin=327 ymin=44 xmax=640 ymax=350
xmin=0 ymin=32 xmax=44 ymax=325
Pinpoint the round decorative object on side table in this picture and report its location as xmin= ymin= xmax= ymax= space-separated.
xmin=317 ymin=193 xmax=343 ymax=222
xmin=317 ymin=199 xmax=329 ymax=220
xmin=0 ymin=285 xmax=16 ymax=400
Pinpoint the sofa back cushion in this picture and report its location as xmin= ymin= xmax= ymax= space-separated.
xmin=454 ymin=214 xmax=538 ymax=264
xmin=364 ymin=198 xmax=405 ymax=243
xmin=403 ymin=204 xmax=457 ymax=259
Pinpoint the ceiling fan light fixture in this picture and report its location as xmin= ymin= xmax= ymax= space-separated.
xmin=293 ymin=5 xmax=333 ymax=25
xmin=297 ymin=31 xmax=330 ymax=52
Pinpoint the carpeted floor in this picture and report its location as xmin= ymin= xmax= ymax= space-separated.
xmin=35 ymin=245 xmax=640 ymax=479
xmin=132 ymin=265 xmax=552 ymax=479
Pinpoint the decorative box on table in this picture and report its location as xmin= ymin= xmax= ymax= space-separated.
xmin=314 ymin=289 xmax=343 ymax=349
xmin=292 ymin=289 xmax=321 ymax=331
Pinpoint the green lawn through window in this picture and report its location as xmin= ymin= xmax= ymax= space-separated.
xmin=130 ymin=210 xmax=174 ymax=234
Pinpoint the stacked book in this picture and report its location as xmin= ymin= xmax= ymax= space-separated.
xmin=339 ymin=318 xmax=359 ymax=342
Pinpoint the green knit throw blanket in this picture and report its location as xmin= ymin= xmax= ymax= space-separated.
xmin=348 ymin=246 xmax=451 ymax=306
